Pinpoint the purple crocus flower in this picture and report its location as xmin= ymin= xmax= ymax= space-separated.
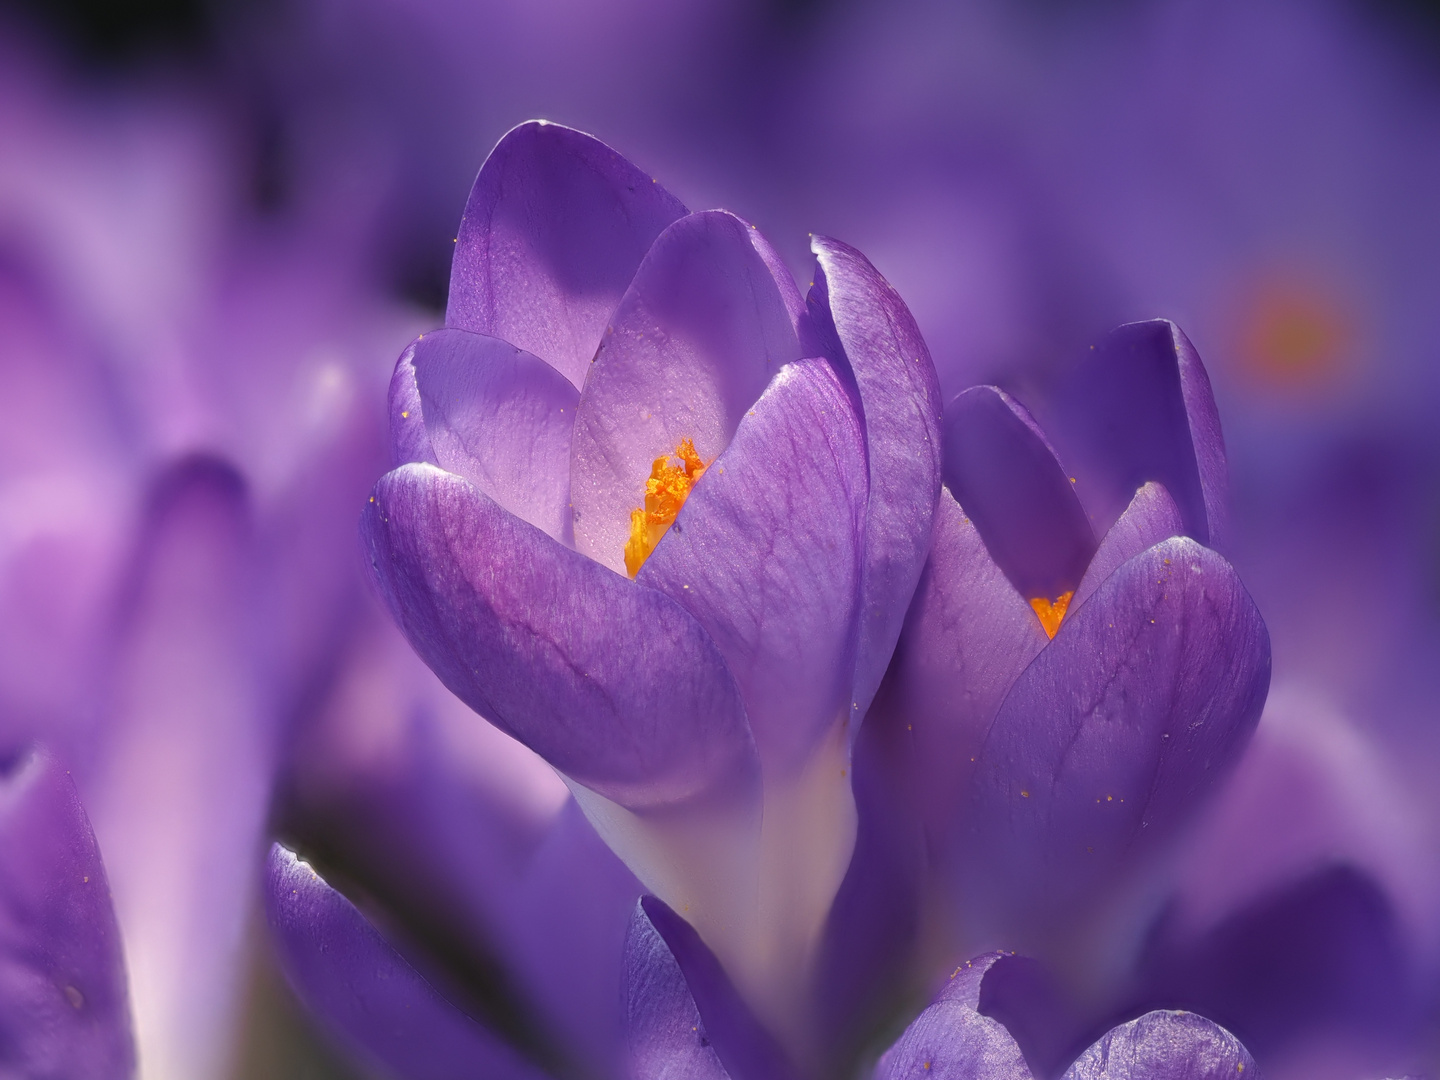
xmin=357 ymin=118 xmax=943 ymax=1044
xmin=866 ymin=320 xmax=1271 ymax=983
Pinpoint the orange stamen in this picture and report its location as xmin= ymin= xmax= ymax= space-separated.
xmin=1029 ymin=592 xmax=1073 ymax=639
xmin=624 ymin=438 xmax=708 ymax=577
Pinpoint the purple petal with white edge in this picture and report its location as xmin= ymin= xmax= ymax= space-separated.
xmin=571 ymin=211 xmax=803 ymax=574
xmin=0 ymin=748 xmax=134 ymax=1079
xmin=943 ymin=387 xmax=1094 ymax=603
xmin=1069 ymin=483 xmax=1185 ymax=616
xmin=447 ymin=120 xmax=688 ymax=388
xmin=634 ymin=897 xmax=798 ymax=1080
xmin=638 ymin=358 xmax=867 ymax=772
xmin=266 ymin=844 xmax=553 ymax=1080
xmin=362 ymin=463 xmax=757 ymax=810
xmin=625 ymin=899 xmax=732 ymax=1080
xmin=1045 ymin=321 xmax=1229 ymax=549
xmin=808 ymin=236 xmax=943 ymax=726
xmin=389 ymin=337 xmax=438 ymax=468
xmin=967 ymin=537 xmax=1270 ymax=928
xmin=889 ymin=490 xmax=1048 ymax=849
xmin=874 ymin=954 xmax=1032 ymax=1080
xmin=409 ymin=327 xmax=579 ymax=543
xmin=1060 ymin=1011 xmax=1255 ymax=1080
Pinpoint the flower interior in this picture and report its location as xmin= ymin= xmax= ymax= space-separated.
xmin=1028 ymin=591 xmax=1073 ymax=638
xmin=624 ymin=438 xmax=709 ymax=577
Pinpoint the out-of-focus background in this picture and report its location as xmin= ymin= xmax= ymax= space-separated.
xmin=1 ymin=0 xmax=1438 ymax=1077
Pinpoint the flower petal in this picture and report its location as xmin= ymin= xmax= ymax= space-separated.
xmin=807 ymin=236 xmax=943 ymax=725
xmin=362 ymin=462 xmax=757 ymax=810
xmin=625 ymin=899 xmax=732 ymax=1080
xmin=874 ymin=954 xmax=1032 ymax=1080
xmin=638 ymin=358 xmax=867 ymax=771
xmin=1045 ymin=321 xmax=1228 ymax=549
xmin=571 ymin=210 xmax=804 ymax=573
xmin=966 ymin=538 xmax=1270 ymax=930
xmin=890 ymin=489 xmax=1048 ymax=850
xmin=630 ymin=896 xmax=798 ymax=1080
xmin=388 ymin=338 xmax=438 ymax=468
xmin=1060 ymin=1011 xmax=1255 ymax=1080
xmin=447 ymin=120 xmax=688 ymax=389
xmin=1070 ymin=482 xmax=1185 ymax=616
xmin=84 ymin=457 xmax=271 ymax=1080
xmin=407 ymin=327 xmax=580 ymax=542
xmin=943 ymin=386 xmax=1095 ymax=602
xmin=265 ymin=844 xmax=552 ymax=1080
xmin=0 ymin=749 xmax=134 ymax=1079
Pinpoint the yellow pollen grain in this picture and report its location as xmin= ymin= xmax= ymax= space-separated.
xmin=1028 ymin=591 xmax=1073 ymax=639
xmin=625 ymin=438 xmax=708 ymax=577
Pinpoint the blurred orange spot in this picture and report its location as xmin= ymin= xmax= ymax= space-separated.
xmin=1238 ymin=280 xmax=1351 ymax=389
xmin=1029 ymin=592 xmax=1072 ymax=639
xmin=624 ymin=438 xmax=708 ymax=577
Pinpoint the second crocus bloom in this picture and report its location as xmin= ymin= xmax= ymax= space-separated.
xmin=878 ymin=320 xmax=1272 ymax=977
xmin=361 ymin=120 xmax=942 ymax=1046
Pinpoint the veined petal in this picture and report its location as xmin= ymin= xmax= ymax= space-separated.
xmin=408 ymin=327 xmax=579 ymax=543
xmin=967 ymin=538 xmax=1270 ymax=930
xmin=943 ymin=386 xmax=1094 ymax=603
xmin=628 ymin=897 xmax=798 ymax=1080
xmin=362 ymin=463 xmax=757 ymax=810
xmin=571 ymin=210 xmax=804 ymax=574
xmin=874 ymin=953 xmax=1032 ymax=1080
xmin=265 ymin=845 xmax=552 ymax=1080
xmin=0 ymin=749 xmax=134 ymax=1079
xmin=388 ymin=339 xmax=438 ymax=468
xmin=447 ymin=120 xmax=688 ymax=389
xmin=1070 ymin=482 xmax=1185 ymax=616
xmin=1060 ymin=1011 xmax=1255 ymax=1080
xmin=891 ymin=490 xmax=1048 ymax=848
xmin=807 ymin=236 xmax=943 ymax=727
xmin=1045 ymin=321 xmax=1229 ymax=549
xmin=638 ymin=358 xmax=867 ymax=772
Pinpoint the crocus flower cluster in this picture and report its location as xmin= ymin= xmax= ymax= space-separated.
xmin=250 ymin=120 xmax=1286 ymax=1080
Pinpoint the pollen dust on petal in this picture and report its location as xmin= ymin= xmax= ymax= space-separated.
xmin=624 ymin=438 xmax=708 ymax=577
xmin=1028 ymin=592 xmax=1073 ymax=639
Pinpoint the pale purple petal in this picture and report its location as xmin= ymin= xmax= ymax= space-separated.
xmin=388 ymin=338 xmax=438 ymax=468
xmin=874 ymin=954 xmax=1032 ymax=1080
xmin=807 ymin=236 xmax=943 ymax=725
xmin=1070 ymin=482 xmax=1185 ymax=615
xmin=633 ymin=896 xmax=798 ymax=1080
xmin=943 ymin=386 xmax=1094 ymax=602
xmin=0 ymin=749 xmax=134 ymax=1079
xmin=265 ymin=844 xmax=553 ymax=1080
xmin=409 ymin=327 xmax=579 ymax=542
xmin=362 ymin=463 xmax=757 ymax=809
xmin=625 ymin=900 xmax=732 ymax=1080
xmin=83 ymin=457 xmax=271 ymax=1080
xmin=1045 ymin=321 xmax=1229 ymax=549
xmin=638 ymin=358 xmax=867 ymax=771
xmin=571 ymin=211 xmax=804 ymax=574
xmin=890 ymin=490 xmax=1048 ymax=849
xmin=446 ymin=120 xmax=688 ymax=389
xmin=1060 ymin=1011 xmax=1255 ymax=1080
xmin=967 ymin=538 xmax=1270 ymax=929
